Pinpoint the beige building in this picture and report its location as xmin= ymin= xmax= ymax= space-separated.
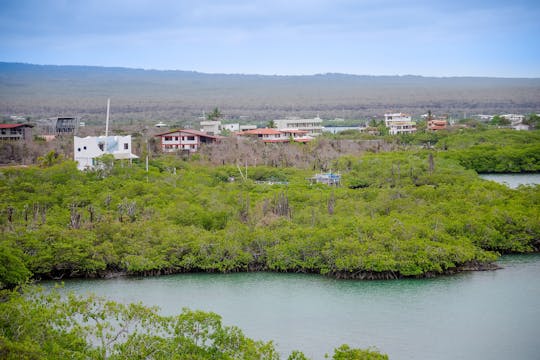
xmin=273 ymin=117 xmax=323 ymax=136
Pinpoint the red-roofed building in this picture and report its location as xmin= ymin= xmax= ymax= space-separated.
xmin=155 ymin=129 xmax=220 ymax=152
xmin=427 ymin=119 xmax=448 ymax=131
xmin=238 ymin=128 xmax=313 ymax=143
xmin=0 ymin=123 xmax=33 ymax=141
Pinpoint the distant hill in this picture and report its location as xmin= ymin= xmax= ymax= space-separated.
xmin=1 ymin=62 xmax=539 ymax=125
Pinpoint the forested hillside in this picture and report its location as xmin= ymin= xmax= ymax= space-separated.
xmin=2 ymin=62 xmax=539 ymax=124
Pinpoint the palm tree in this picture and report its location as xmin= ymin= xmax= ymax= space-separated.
xmin=207 ymin=107 xmax=223 ymax=121
xmin=37 ymin=151 xmax=62 ymax=167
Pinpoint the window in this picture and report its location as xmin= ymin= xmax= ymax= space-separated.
xmin=83 ymin=146 xmax=87 ymax=150
xmin=98 ymin=142 xmax=104 ymax=151
xmin=77 ymin=148 xmax=81 ymax=152
xmin=124 ymin=143 xmax=129 ymax=150
xmin=187 ymin=136 xmax=195 ymax=141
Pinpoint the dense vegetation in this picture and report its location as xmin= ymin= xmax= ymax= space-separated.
xmin=0 ymin=286 xmax=387 ymax=359
xmin=437 ymin=130 xmax=540 ymax=173
xmin=1 ymin=149 xmax=539 ymax=289
xmin=1 ymin=128 xmax=538 ymax=359
xmin=330 ymin=129 xmax=540 ymax=173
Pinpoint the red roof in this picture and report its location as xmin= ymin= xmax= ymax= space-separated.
xmin=155 ymin=128 xmax=220 ymax=139
xmin=0 ymin=123 xmax=34 ymax=129
xmin=429 ymin=120 xmax=447 ymax=125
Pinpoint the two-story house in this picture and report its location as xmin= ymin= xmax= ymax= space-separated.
xmin=155 ymin=129 xmax=220 ymax=152
xmin=74 ymin=135 xmax=138 ymax=170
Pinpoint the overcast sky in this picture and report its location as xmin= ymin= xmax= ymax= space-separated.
xmin=1 ymin=0 xmax=539 ymax=77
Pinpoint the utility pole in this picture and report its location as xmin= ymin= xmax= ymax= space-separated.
xmin=105 ymin=98 xmax=110 ymax=137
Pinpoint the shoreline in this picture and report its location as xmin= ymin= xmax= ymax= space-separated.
xmin=35 ymin=259 xmax=503 ymax=283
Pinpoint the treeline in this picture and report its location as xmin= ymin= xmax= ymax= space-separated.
xmin=1 ymin=151 xmax=539 ymax=289
xmin=437 ymin=129 xmax=540 ymax=172
xmin=331 ymin=129 xmax=540 ymax=173
xmin=0 ymin=286 xmax=387 ymax=359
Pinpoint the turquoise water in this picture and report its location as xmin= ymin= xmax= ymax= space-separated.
xmin=46 ymin=255 xmax=540 ymax=360
xmin=480 ymin=173 xmax=540 ymax=188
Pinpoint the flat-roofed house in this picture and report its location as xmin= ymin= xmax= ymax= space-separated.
xmin=273 ymin=117 xmax=323 ymax=136
xmin=384 ymin=113 xmax=417 ymax=135
xmin=74 ymin=135 xmax=138 ymax=170
xmin=200 ymin=121 xmax=221 ymax=135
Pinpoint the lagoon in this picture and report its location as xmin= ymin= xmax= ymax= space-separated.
xmin=479 ymin=173 xmax=540 ymax=188
xmin=47 ymin=255 xmax=540 ymax=360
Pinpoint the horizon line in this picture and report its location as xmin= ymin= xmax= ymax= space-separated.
xmin=1 ymin=61 xmax=539 ymax=80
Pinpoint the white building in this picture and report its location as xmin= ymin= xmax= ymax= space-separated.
xmin=501 ymin=114 xmax=525 ymax=125
xmin=222 ymin=123 xmax=240 ymax=132
xmin=238 ymin=128 xmax=313 ymax=143
xmin=240 ymin=124 xmax=257 ymax=131
xmin=500 ymin=114 xmax=528 ymax=130
xmin=200 ymin=120 xmax=221 ymax=135
xmin=273 ymin=117 xmax=323 ymax=136
xmin=74 ymin=135 xmax=138 ymax=170
xmin=384 ymin=113 xmax=417 ymax=135
xmin=512 ymin=124 xmax=530 ymax=131
xmin=474 ymin=114 xmax=494 ymax=122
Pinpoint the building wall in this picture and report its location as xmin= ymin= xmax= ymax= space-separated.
xmin=384 ymin=113 xmax=412 ymax=127
xmin=74 ymin=135 xmax=133 ymax=170
xmin=384 ymin=113 xmax=416 ymax=134
xmin=388 ymin=123 xmax=417 ymax=135
xmin=222 ymin=123 xmax=240 ymax=132
xmin=159 ymin=131 xmax=207 ymax=152
xmin=200 ymin=121 xmax=221 ymax=135
xmin=273 ymin=117 xmax=323 ymax=136
xmin=0 ymin=125 xmax=32 ymax=141
xmin=240 ymin=124 xmax=257 ymax=131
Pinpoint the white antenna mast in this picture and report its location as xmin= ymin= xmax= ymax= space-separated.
xmin=105 ymin=98 xmax=110 ymax=136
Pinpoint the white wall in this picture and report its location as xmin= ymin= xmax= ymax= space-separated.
xmin=74 ymin=135 xmax=133 ymax=170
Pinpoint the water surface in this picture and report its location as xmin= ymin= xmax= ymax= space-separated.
xmin=46 ymin=255 xmax=540 ymax=360
xmin=480 ymin=173 xmax=540 ymax=188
